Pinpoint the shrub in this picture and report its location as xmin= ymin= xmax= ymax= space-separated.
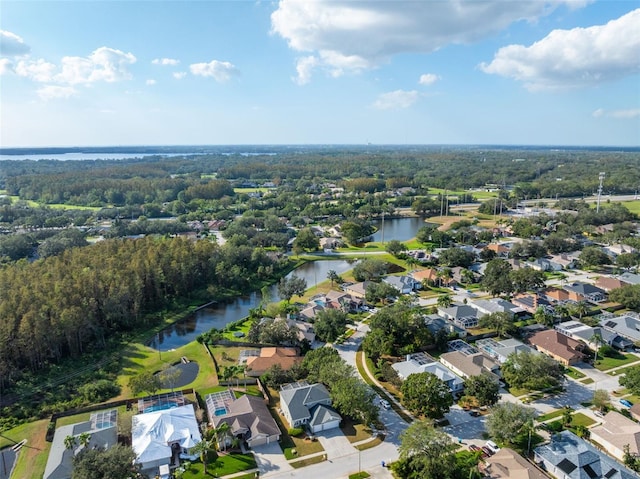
xmin=288 ymin=427 xmax=304 ymax=437
xmin=78 ymin=379 xmax=121 ymax=403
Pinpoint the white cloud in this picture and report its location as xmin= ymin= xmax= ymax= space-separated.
xmin=419 ymin=73 xmax=440 ymax=85
xmin=146 ymin=79 xmax=156 ymax=85
xmin=593 ymin=108 xmax=640 ymax=119
xmin=481 ymin=9 xmax=640 ymax=90
xmin=271 ymin=0 xmax=584 ymax=82
xmin=372 ymin=90 xmax=419 ymax=110
xmin=37 ymin=85 xmax=77 ymax=101
xmin=57 ymin=47 xmax=136 ymax=84
xmin=190 ymin=60 xmax=239 ymax=82
xmin=0 ymin=58 xmax=13 ymax=75
xmin=0 ymin=30 xmax=30 ymax=56
xmin=152 ymin=57 xmax=180 ymax=66
xmin=173 ymin=71 xmax=187 ymax=80
xmin=15 ymin=59 xmax=56 ymax=82
xmin=294 ymin=55 xmax=318 ymax=85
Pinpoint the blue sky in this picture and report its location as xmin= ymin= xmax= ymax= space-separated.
xmin=1 ymin=0 xmax=638 ymax=147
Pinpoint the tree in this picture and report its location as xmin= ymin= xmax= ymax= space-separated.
xmin=341 ymin=219 xmax=374 ymax=245
xmin=385 ymin=239 xmax=408 ymax=257
xmin=463 ymin=374 xmax=500 ymax=407
xmin=64 ymin=435 xmax=77 ymax=450
xmin=77 ymin=432 xmax=91 ymax=448
xmin=569 ymin=301 xmax=589 ymax=320
xmin=400 ymin=372 xmax=453 ymax=419
xmin=620 ymin=365 xmax=640 ymax=395
xmin=352 ymin=258 xmax=388 ymax=282
xmin=479 ymin=312 xmax=516 ymax=338
xmin=579 ymin=246 xmax=611 ymax=269
xmin=397 ymin=420 xmax=457 ymax=479
xmin=327 ymin=269 xmax=339 ymax=287
xmin=501 ymin=351 xmax=564 ymax=391
xmin=293 ymin=227 xmax=320 ymax=252
xmin=72 ymin=444 xmax=141 ymax=479
xmin=191 ymin=437 xmax=215 ymax=474
xmin=510 ymin=267 xmax=546 ymax=293
xmin=314 ymin=309 xmax=348 ymax=343
xmin=481 ymin=259 xmax=514 ymax=297
xmin=437 ymin=294 xmax=453 ymax=309
xmin=159 ymin=364 xmax=182 ymax=392
xmin=562 ymin=407 xmax=573 ymax=427
xmin=534 ymin=306 xmax=555 ymax=327
xmin=438 ymin=248 xmax=475 ymax=268
xmin=128 ymin=370 xmax=161 ymax=396
xmin=590 ymin=332 xmax=604 ymax=365
xmin=593 ymin=389 xmax=610 ymax=412
xmin=277 ymin=275 xmax=307 ymax=303
xmin=365 ymin=281 xmax=399 ymax=304
xmin=609 ymin=284 xmax=640 ymax=310
xmin=330 ymin=377 xmax=378 ymax=425
xmin=486 ymin=402 xmax=536 ymax=445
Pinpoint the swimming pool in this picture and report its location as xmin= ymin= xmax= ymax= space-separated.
xmin=214 ymin=407 xmax=228 ymax=416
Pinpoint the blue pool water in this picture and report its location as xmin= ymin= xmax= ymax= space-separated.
xmin=214 ymin=407 xmax=228 ymax=416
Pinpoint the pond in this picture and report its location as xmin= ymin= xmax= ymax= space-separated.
xmin=149 ymin=259 xmax=357 ymax=350
xmin=370 ymin=216 xmax=429 ymax=242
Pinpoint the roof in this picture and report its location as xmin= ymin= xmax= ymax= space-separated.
xmin=411 ymin=268 xmax=438 ymax=282
xmin=595 ymin=276 xmax=630 ymax=292
xmin=472 ymin=298 xmax=521 ymax=315
xmin=528 ymin=329 xmax=585 ymax=363
xmin=476 ymin=338 xmax=538 ymax=362
xmin=392 ymin=353 xmax=464 ymax=389
xmin=132 ymin=404 xmax=202 ymax=466
xmin=440 ymin=304 xmax=478 ymax=320
xmin=245 ymin=347 xmax=301 ymax=376
xmin=309 ymin=404 xmax=341 ymax=428
xmin=280 ymin=383 xmax=331 ymax=423
xmin=45 ymin=412 xmax=118 ymax=479
xmin=484 ymin=447 xmax=548 ymax=479
xmin=601 ymin=315 xmax=640 ymax=342
xmin=439 ymin=350 xmax=500 ymax=379
xmin=534 ymin=431 xmax=639 ymax=479
xmin=590 ymin=411 xmax=640 ymax=455
xmin=213 ymin=394 xmax=280 ymax=440
xmin=564 ymin=282 xmax=606 ymax=296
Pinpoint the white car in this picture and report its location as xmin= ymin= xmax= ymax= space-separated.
xmin=380 ymin=399 xmax=391 ymax=409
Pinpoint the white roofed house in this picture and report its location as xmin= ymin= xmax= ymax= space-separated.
xmin=470 ymin=298 xmax=523 ymax=319
xmin=382 ymin=275 xmax=421 ymax=294
xmin=392 ymin=352 xmax=464 ymax=395
xmin=476 ymin=338 xmax=538 ymax=364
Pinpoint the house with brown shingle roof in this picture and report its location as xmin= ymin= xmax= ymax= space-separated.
xmin=245 ymin=347 xmax=301 ymax=377
xmin=595 ymin=275 xmax=630 ymax=292
xmin=486 ymin=243 xmax=511 ymax=257
xmin=527 ymin=329 xmax=585 ymax=366
xmin=410 ymin=268 xmax=439 ymax=284
xmin=543 ymin=287 xmax=580 ymax=304
xmin=589 ymin=411 xmax=640 ymax=461
xmin=439 ymin=350 xmax=500 ymax=381
xmin=482 ymin=448 xmax=548 ymax=479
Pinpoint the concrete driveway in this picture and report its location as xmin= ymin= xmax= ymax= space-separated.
xmin=252 ymin=442 xmax=293 ymax=476
xmin=316 ymin=428 xmax=356 ymax=459
xmin=443 ymin=406 xmax=488 ymax=442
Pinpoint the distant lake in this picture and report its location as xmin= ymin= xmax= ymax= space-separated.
xmin=0 ymin=152 xmax=190 ymax=161
xmin=371 ymin=216 xmax=429 ymax=242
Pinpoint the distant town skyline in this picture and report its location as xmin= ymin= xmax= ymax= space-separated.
xmin=1 ymin=1 xmax=638 ymax=147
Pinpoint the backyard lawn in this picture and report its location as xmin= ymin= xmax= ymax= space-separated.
xmin=182 ymin=452 xmax=257 ymax=478
xmin=0 ymin=419 xmax=51 ymax=479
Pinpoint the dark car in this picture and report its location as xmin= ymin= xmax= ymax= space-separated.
xmin=469 ymin=410 xmax=480 ymax=417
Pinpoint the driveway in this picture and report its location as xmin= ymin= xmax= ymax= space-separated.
xmin=443 ymin=406 xmax=488 ymax=442
xmin=252 ymin=442 xmax=293 ymax=476
xmin=316 ymin=428 xmax=356 ymax=459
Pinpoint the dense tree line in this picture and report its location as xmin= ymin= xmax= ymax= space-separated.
xmin=0 ymin=236 xmax=285 ymax=389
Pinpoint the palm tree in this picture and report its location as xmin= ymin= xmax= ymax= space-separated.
xmin=64 ymin=435 xmax=77 ymax=450
xmin=327 ymin=270 xmax=339 ymax=287
xmin=191 ymin=438 xmax=214 ymax=475
xmin=213 ymin=422 xmax=230 ymax=452
xmin=570 ymin=301 xmax=589 ymax=320
xmin=521 ymin=418 xmax=537 ymax=457
xmin=534 ymin=306 xmax=554 ymax=327
xmin=221 ymin=366 xmax=234 ymax=385
xmin=77 ymin=432 xmax=91 ymax=448
xmin=590 ymin=331 xmax=604 ymax=365
xmin=437 ymin=294 xmax=453 ymax=309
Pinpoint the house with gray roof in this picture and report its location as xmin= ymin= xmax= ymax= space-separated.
xmin=392 ymin=352 xmax=464 ymax=394
xmin=470 ymin=298 xmax=523 ymax=319
xmin=619 ymin=272 xmax=640 ymax=285
xmin=564 ymin=282 xmax=607 ymax=303
xmin=600 ymin=314 xmax=640 ymax=343
xmin=211 ymin=394 xmax=280 ymax=449
xmin=438 ymin=304 xmax=479 ymax=329
xmin=423 ymin=314 xmax=467 ymax=338
xmin=476 ymin=338 xmax=538 ymax=364
xmin=45 ymin=410 xmax=118 ymax=479
xmin=279 ymin=382 xmax=341 ymax=433
xmin=556 ymin=321 xmax=633 ymax=351
xmin=534 ymin=430 xmax=639 ymax=479
xmin=382 ymin=275 xmax=421 ymax=294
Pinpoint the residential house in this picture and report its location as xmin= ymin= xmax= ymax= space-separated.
xmin=470 ymin=298 xmax=523 ymax=319
xmin=423 ymin=314 xmax=467 ymax=338
xmin=528 ymin=257 xmax=563 ymax=272
xmin=482 ymin=448 xmax=548 ymax=479
xmin=589 ymin=411 xmax=640 ymax=461
xmin=543 ymin=287 xmax=579 ymax=304
xmin=245 ymin=347 xmax=302 ymax=377
xmin=476 ymin=338 xmax=538 ymax=364
xmin=410 ymin=268 xmax=441 ymax=286
xmin=512 ymin=293 xmax=555 ymax=315
xmin=486 ymin=243 xmax=511 ymax=257
xmin=450 ymin=266 xmax=480 ymax=285
xmin=279 ymin=382 xmax=341 ymax=433
xmin=548 ymin=253 xmax=580 ymax=270
xmin=563 ymin=282 xmax=607 ymax=303
xmin=382 ymin=275 xmax=422 ymax=294
xmin=556 ymin=321 xmax=633 ymax=350
xmin=342 ymin=281 xmax=373 ymax=299
xmin=506 ymin=258 xmax=528 ymax=271
xmin=600 ymin=314 xmax=640 ymax=343
xmin=392 ymin=352 xmax=464 ymax=394
xmin=630 ymin=403 xmax=640 ymax=422
xmin=603 ymin=244 xmax=638 ymax=260
xmin=534 ymin=430 xmax=638 ymax=479
xmin=45 ymin=410 xmax=118 ymax=479
xmin=132 ymin=404 xmax=202 ymax=475
xmin=210 ymin=394 xmax=281 ymax=448
xmin=595 ymin=275 xmax=630 ymax=292
xmin=439 ymin=350 xmax=500 ymax=381
xmin=619 ymin=272 xmax=640 ymax=285
xmin=527 ymin=329 xmax=586 ymax=366
xmin=319 ymin=237 xmax=343 ymax=250
xmin=438 ymin=304 xmax=479 ymax=329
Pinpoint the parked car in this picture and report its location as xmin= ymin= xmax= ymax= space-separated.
xmin=620 ymin=399 xmax=633 ymax=408
xmin=469 ymin=410 xmax=480 ymax=417
xmin=486 ymin=441 xmax=500 ymax=453
xmin=380 ymin=399 xmax=391 ymax=410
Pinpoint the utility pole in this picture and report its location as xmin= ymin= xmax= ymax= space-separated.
xmin=596 ymin=172 xmax=605 ymax=213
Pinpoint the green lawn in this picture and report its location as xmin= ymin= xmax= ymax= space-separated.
xmin=622 ymin=200 xmax=640 ymax=215
xmin=221 ymin=318 xmax=252 ymax=341
xmin=537 ymin=409 xmax=567 ymax=422
xmin=594 ymin=353 xmax=638 ymax=371
xmin=608 ymin=364 xmax=639 ymax=377
xmin=0 ymin=419 xmax=51 ymax=479
xmin=571 ymin=413 xmax=596 ymax=428
xmin=182 ymin=452 xmax=257 ymax=478
xmin=565 ymin=368 xmax=586 ymax=380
